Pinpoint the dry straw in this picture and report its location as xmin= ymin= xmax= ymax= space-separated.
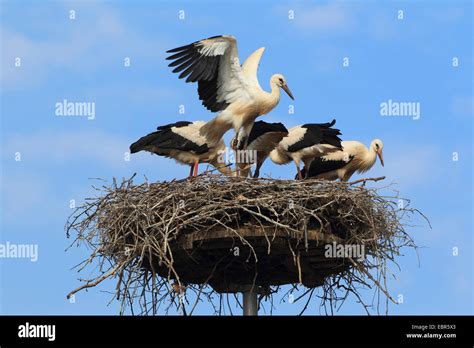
xmin=66 ymin=174 xmax=423 ymax=315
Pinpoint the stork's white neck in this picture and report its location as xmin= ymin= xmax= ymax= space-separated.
xmin=361 ymin=144 xmax=377 ymax=170
xmin=264 ymin=80 xmax=281 ymax=112
xmin=270 ymin=80 xmax=281 ymax=99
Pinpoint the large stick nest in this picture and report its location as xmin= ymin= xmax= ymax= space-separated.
xmin=66 ymin=174 xmax=421 ymax=315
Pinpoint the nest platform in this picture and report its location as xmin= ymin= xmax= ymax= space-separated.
xmin=66 ymin=174 xmax=418 ymax=314
xmin=153 ymin=225 xmax=345 ymax=292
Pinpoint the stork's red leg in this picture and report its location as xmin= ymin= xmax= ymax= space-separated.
xmin=296 ymin=165 xmax=303 ymax=180
xmin=193 ymin=161 xmax=199 ymax=177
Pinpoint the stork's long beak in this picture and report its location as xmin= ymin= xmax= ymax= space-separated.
xmin=282 ymin=83 xmax=294 ymax=100
xmin=378 ymin=150 xmax=384 ymax=167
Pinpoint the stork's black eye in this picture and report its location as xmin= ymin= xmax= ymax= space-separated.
xmin=375 ymin=144 xmax=379 ymax=149
xmin=279 ymin=78 xmax=283 ymax=83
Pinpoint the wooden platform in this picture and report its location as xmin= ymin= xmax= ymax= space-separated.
xmin=142 ymin=225 xmax=353 ymax=293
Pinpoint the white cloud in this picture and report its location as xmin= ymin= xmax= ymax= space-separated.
xmin=296 ymin=3 xmax=355 ymax=31
xmin=0 ymin=2 xmax=168 ymax=90
xmin=272 ymin=2 xmax=357 ymax=33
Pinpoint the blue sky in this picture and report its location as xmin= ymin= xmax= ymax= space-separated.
xmin=0 ymin=0 xmax=472 ymax=315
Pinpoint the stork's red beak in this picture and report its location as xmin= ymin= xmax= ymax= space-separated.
xmin=282 ymin=83 xmax=294 ymax=100
xmin=378 ymin=150 xmax=384 ymax=167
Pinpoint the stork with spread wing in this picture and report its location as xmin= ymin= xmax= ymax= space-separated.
xmin=166 ymin=35 xmax=294 ymax=149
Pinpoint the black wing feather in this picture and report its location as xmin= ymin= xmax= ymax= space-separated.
xmin=130 ymin=122 xmax=209 ymax=155
xmin=300 ymin=154 xmax=354 ymax=178
xmin=166 ymin=36 xmax=229 ymax=112
xmin=247 ymin=121 xmax=289 ymax=146
xmin=156 ymin=121 xmax=192 ymax=131
xmin=288 ymin=119 xmax=343 ymax=153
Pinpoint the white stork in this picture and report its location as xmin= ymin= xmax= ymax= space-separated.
xmin=166 ymin=35 xmax=294 ymax=149
xmin=269 ymin=120 xmax=343 ymax=180
xmin=130 ymin=121 xmax=233 ymax=177
xmin=231 ymin=121 xmax=288 ymax=178
xmin=300 ymin=139 xmax=385 ymax=181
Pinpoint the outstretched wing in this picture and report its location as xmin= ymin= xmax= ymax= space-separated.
xmin=166 ymin=35 xmax=251 ymax=112
xmin=241 ymin=47 xmax=265 ymax=90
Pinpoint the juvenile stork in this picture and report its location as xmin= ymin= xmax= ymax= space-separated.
xmin=300 ymin=139 xmax=385 ymax=182
xmin=231 ymin=121 xmax=289 ymax=178
xmin=130 ymin=121 xmax=233 ymax=177
xmin=269 ymin=120 xmax=343 ymax=180
xmin=166 ymin=35 xmax=294 ymax=149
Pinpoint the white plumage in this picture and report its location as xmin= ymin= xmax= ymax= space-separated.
xmin=130 ymin=121 xmax=234 ymax=177
xmin=269 ymin=120 xmax=343 ymax=179
xmin=302 ymin=139 xmax=385 ymax=181
xmin=166 ymin=35 xmax=294 ymax=148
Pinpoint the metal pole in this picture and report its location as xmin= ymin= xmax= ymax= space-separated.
xmin=242 ymin=289 xmax=258 ymax=316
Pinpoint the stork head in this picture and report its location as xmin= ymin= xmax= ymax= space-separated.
xmin=271 ymin=74 xmax=294 ymax=100
xmin=371 ymin=139 xmax=384 ymax=167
